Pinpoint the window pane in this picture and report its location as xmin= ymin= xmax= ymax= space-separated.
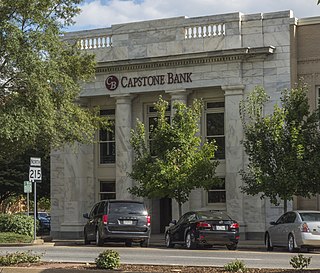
xmin=99 ymin=128 xmax=115 ymax=141
xmin=100 ymin=193 xmax=116 ymax=200
xmin=208 ymin=191 xmax=226 ymax=203
xmin=207 ymin=113 xmax=224 ymax=136
xmin=100 ymin=109 xmax=115 ymax=116
xmin=100 ymin=182 xmax=116 ymax=192
xmin=207 ymin=102 xmax=225 ymax=109
xmin=100 ymin=143 xmax=116 ymax=163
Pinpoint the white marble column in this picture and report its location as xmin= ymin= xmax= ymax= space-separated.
xmin=114 ymin=95 xmax=134 ymax=200
xmin=222 ymin=84 xmax=245 ymax=236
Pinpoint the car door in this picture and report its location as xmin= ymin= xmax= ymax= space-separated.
xmin=269 ymin=213 xmax=288 ymax=246
xmin=171 ymin=213 xmax=191 ymax=242
xmin=86 ymin=202 xmax=101 ymax=240
xmin=271 ymin=212 xmax=296 ymax=246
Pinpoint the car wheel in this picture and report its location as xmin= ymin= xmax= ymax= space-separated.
xmin=226 ymin=243 xmax=238 ymax=250
xmin=288 ymin=233 xmax=298 ymax=252
xmin=140 ymin=238 xmax=150 ymax=247
xmin=185 ymin=232 xmax=196 ymax=249
xmin=165 ymin=233 xmax=174 ymax=248
xmin=265 ymin=232 xmax=273 ymax=251
xmin=84 ymin=230 xmax=90 ymax=245
xmin=125 ymin=241 xmax=132 ymax=247
xmin=95 ymin=229 xmax=104 ymax=246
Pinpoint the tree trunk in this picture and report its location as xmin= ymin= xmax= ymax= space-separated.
xmin=284 ymin=198 xmax=288 ymax=213
xmin=178 ymin=202 xmax=182 ymax=219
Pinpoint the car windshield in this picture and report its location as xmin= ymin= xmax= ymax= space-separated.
xmin=109 ymin=202 xmax=147 ymax=214
xmin=299 ymin=212 xmax=320 ymax=221
xmin=197 ymin=211 xmax=231 ymax=220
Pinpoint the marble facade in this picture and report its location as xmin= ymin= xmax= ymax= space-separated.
xmin=51 ymin=10 xmax=298 ymax=239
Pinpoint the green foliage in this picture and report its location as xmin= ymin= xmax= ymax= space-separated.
xmin=0 ymin=232 xmax=33 ymax=243
xmin=129 ymin=96 xmax=220 ymax=216
xmin=290 ymin=254 xmax=312 ymax=271
xmin=0 ymin=0 xmax=109 ymax=159
xmin=240 ymin=84 xmax=320 ymax=210
xmin=95 ymin=250 xmax=120 ymax=270
xmin=224 ymin=259 xmax=247 ymax=272
xmin=0 ymin=251 xmax=41 ymax=266
xmin=0 ymin=213 xmax=34 ymax=236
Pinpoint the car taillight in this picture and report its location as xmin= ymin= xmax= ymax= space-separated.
xmin=102 ymin=214 xmax=108 ymax=224
xmin=147 ymin=215 xmax=151 ymax=226
xmin=196 ymin=222 xmax=211 ymax=229
xmin=301 ymin=222 xmax=310 ymax=233
xmin=230 ymin=222 xmax=239 ymax=229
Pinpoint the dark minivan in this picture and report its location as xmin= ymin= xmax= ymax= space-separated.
xmin=83 ymin=200 xmax=151 ymax=247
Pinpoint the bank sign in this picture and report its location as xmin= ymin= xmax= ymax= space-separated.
xmin=105 ymin=72 xmax=192 ymax=91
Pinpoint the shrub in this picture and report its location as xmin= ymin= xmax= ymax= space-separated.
xmin=224 ymin=259 xmax=247 ymax=272
xmin=0 ymin=214 xmax=34 ymax=236
xmin=290 ymin=254 xmax=312 ymax=271
xmin=0 ymin=232 xmax=33 ymax=243
xmin=95 ymin=250 xmax=120 ymax=270
xmin=0 ymin=251 xmax=41 ymax=266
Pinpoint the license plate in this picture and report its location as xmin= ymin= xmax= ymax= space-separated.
xmin=123 ymin=220 xmax=133 ymax=225
xmin=215 ymin=225 xmax=226 ymax=230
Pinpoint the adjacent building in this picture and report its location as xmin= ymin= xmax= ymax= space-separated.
xmin=50 ymin=10 xmax=320 ymax=239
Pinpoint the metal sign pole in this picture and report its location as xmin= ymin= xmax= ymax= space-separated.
xmin=27 ymin=192 xmax=29 ymax=216
xmin=33 ymin=181 xmax=37 ymax=241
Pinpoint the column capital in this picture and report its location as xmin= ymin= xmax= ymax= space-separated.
xmin=111 ymin=94 xmax=136 ymax=104
xmin=222 ymin=85 xmax=245 ymax=96
xmin=165 ymin=89 xmax=191 ymax=103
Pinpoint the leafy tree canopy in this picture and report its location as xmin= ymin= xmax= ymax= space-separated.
xmin=0 ymin=0 xmax=108 ymax=158
xmin=129 ymin=97 xmax=221 ymax=217
xmin=240 ymin=85 xmax=320 ymax=211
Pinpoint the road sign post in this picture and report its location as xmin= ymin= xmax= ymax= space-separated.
xmin=29 ymin=157 xmax=41 ymax=241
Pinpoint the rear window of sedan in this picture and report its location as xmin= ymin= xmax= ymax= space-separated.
xmin=197 ymin=211 xmax=231 ymax=220
xmin=109 ymin=202 xmax=147 ymax=214
xmin=299 ymin=212 xmax=320 ymax=221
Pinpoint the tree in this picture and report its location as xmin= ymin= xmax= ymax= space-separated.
xmin=240 ymin=85 xmax=320 ymax=212
xmin=0 ymin=0 xmax=108 ymax=158
xmin=129 ymin=97 xmax=221 ymax=217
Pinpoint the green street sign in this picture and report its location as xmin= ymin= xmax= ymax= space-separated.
xmin=24 ymin=181 xmax=32 ymax=193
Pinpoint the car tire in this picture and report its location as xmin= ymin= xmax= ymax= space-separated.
xmin=84 ymin=230 xmax=90 ymax=245
xmin=125 ymin=241 xmax=132 ymax=247
xmin=185 ymin=232 xmax=196 ymax=249
xmin=288 ymin=233 xmax=298 ymax=252
xmin=265 ymin=232 xmax=273 ymax=251
xmin=226 ymin=243 xmax=238 ymax=250
xmin=165 ymin=233 xmax=175 ymax=248
xmin=140 ymin=238 xmax=150 ymax=247
xmin=96 ymin=229 xmax=104 ymax=246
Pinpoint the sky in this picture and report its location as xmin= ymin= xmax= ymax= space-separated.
xmin=67 ymin=0 xmax=320 ymax=31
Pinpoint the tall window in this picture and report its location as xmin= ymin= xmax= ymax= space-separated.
xmin=100 ymin=181 xmax=116 ymax=200
xmin=205 ymin=101 xmax=225 ymax=159
xmin=99 ymin=109 xmax=115 ymax=164
xmin=208 ymin=178 xmax=226 ymax=203
xmin=147 ymin=105 xmax=170 ymax=155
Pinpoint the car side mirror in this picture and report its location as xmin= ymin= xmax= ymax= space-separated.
xmin=170 ymin=220 xmax=177 ymax=226
xmin=83 ymin=213 xmax=89 ymax=219
xmin=270 ymin=221 xmax=277 ymax=225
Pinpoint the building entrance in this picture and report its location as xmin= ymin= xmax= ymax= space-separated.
xmin=159 ymin=197 xmax=172 ymax=233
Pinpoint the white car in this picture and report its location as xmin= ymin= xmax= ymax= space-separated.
xmin=265 ymin=210 xmax=320 ymax=252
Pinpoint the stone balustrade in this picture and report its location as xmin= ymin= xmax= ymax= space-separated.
xmin=185 ymin=23 xmax=225 ymax=39
xmin=77 ymin=35 xmax=112 ymax=50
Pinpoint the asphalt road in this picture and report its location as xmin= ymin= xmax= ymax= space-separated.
xmin=1 ymin=243 xmax=320 ymax=269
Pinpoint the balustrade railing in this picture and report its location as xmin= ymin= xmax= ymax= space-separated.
xmin=185 ymin=23 xmax=225 ymax=39
xmin=77 ymin=35 xmax=112 ymax=50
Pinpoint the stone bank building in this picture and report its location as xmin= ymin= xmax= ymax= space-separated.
xmin=51 ymin=10 xmax=320 ymax=239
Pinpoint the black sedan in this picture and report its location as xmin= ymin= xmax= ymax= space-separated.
xmin=165 ymin=210 xmax=239 ymax=250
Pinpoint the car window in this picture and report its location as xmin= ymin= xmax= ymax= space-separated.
xmin=109 ymin=202 xmax=146 ymax=214
xmin=187 ymin=213 xmax=196 ymax=222
xmin=300 ymin=212 xmax=320 ymax=221
xmin=197 ymin=211 xmax=231 ymax=220
xmin=177 ymin=213 xmax=191 ymax=225
xmin=90 ymin=203 xmax=100 ymax=218
xmin=286 ymin=212 xmax=296 ymax=223
xmin=276 ymin=214 xmax=287 ymax=224
xmin=97 ymin=201 xmax=106 ymax=215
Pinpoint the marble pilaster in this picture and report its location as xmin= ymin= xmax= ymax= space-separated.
xmin=114 ymin=95 xmax=134 ymax=199
xmin=222 ymin=84 xmax=246 ymax=236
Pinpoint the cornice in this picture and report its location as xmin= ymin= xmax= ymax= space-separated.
xmin=96 ymin=46 xmax=275 ymax=74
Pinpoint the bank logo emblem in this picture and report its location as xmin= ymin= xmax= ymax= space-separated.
xmin=105 ymin=75 xmax=119 ymax=91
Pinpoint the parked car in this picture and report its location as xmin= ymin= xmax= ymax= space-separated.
xmin=164 ymin=210 xmax=239 ymax=250
xmin=83 ymin=200 xmax=151 ymax=247
xmin=265 ymin=210 xmax=320 ymax=252
xmin=28 ymin=211 xmax=51 ymax=233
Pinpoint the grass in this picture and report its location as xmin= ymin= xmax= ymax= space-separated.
xmin=0 ymin=232 xmax=33 ymax=243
